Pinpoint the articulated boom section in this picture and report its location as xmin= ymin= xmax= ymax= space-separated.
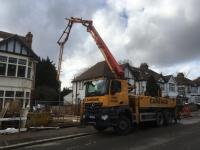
xmin=57 ymin=17 xmax=124 ymax=79
xmin=84 ymin=21 xmax=124 ymax=78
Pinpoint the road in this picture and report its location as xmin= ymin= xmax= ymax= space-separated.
xmin=18 ymin=118 xmax=200 ymax=150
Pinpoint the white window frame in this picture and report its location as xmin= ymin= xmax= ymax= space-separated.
xmin=0 ymin=90 xmax=31 ymax=110
xmin=169 ymin=83 xmax=175 ymax=92
xmin=0 ymin=55 xmax=33 ymax=80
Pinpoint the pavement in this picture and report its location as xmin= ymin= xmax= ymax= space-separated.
xmin=0 ymin=126 xmax=96 ymax=149
xmin=0 ymin=110 xmax=200 ymax=149
xmin=19 ymin=122 xmax=200 ymax=150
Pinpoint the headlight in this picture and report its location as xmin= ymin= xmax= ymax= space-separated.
xmin=101 ymin=114 xmax=108 ymax=120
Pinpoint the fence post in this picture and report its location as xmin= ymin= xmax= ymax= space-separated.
xmin=18 ymin=110 xmax=21 ymax=135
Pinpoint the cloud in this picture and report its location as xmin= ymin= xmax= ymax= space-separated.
xmin=0 ymin=0 xmax=200 ymax=87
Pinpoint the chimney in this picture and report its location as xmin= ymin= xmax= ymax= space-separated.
xmin=25 ymin=32 xmax=33 ymax=48
xmin=177 ymin=72 xmax=184 ymax=78
xmin=140 ymin=63 xmax=149 ymax=72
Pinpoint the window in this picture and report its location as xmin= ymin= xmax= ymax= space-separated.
xmin=15 ymin=42 xmax=21 ymax=54
xmin=27 ymin=61 xmax=32 ymax=79
xmin=7 ymin=64 xmax=16 ymax=76
xmin=0 ymin=98 xmax=2 ymax=110
xmin=0 ymin=56 xmax=32 ymax=79
xmin=169 ymin=83 xmax=175 ymax=92
xmin=18 ymin=59 xmax=26 ymax=78
xmin=15 ymin=91 xmax=24 ymax=108
xmin=5 ymin=91 xmax=14 ymax=97
xmin=191 ymin=87 xmax=198 ymax=93
xmin=0 ymin=91 xmax=4 ymax=109
xmin=187 ymin=86 xmax=191 ymax=93
xmin=178 ymin=87 xmax=185 ymax=95
xmin=0 ymin=90 xmax=4 ymax=97
xmin=26 ymin=92 xmax=30 ymax=99
xmin=0 ymin=56 xmax=7 ymax=76
xmin=0 ymin=90 xmax=31 ymax=109
xmin=85 ymin=79 xmax=108 ymax=96
xmin=0 ymin=44 xmax=6 ymax=51
xmin=18 ymin=66 xmax=26 ymax=77
xmin=9 ymin=57 xmax=17 ymax=64
xmin=0 ymin=56 xmax=7 ymax=62
xmin=7 ymin=41 xmax=14 ymax=52
xmin=28 ymin=61 xmax=32 ymax=67
xmin=16 ymin=91 xmax=24 ymax=97
xmin=0 ymin=63 xmax=6 ymax=75
xmin=25 ymin=92 xmax=30 ymax=108
xmin=18 ymin=59 xmax=27 ymax=65
xmin=160 ymin=84 xmax=165 ymax=91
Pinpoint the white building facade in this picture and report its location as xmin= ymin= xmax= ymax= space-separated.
xmin=162 ymin=76 xmax=178 ymax=98
xmin=0 ymin=31 xmax=38 ymax=111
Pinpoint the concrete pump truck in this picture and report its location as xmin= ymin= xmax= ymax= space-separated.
xmin=58 ymin=17 xmax=177 ymax=135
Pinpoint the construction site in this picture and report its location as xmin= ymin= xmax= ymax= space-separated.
xmin=1 ymin=1 xmax=200 ymax=149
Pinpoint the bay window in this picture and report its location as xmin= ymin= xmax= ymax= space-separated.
xmin=0 ymin=55 xmax=33 ymax=79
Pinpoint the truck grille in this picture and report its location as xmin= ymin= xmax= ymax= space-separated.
xmin=84 ymin=103 xmax=102 ymax=112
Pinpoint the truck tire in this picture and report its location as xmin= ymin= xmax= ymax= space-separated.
xmin=114 ymin=116 xmax=132 ymax=135
xmin=94 ymin=125 xmax=107 ymax=132
xmin=156 ymin=112 xmax=164 ymax=127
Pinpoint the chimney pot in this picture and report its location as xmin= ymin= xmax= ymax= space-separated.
xmin=25 ymin=32 xmax=33 ymax=48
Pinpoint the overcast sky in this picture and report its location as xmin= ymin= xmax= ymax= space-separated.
xmin=1 ymin=0 xmax=200 ymax=87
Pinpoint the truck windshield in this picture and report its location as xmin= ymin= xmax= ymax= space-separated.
xmin=85 ymin=79 xmax=108 ymax=96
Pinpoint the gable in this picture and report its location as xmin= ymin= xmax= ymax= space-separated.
xmin=0 ymin=36 xmax=38 ymax=60
xmin=124 ymin=67 xmax=134 ymax=79
xmin=168 ymin=76 xmax=176 ymax=84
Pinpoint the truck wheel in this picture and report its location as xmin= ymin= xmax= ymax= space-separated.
xmin=156 ymin=112 xmax=164 ymax=127
xmin=114 ymin=116 xmax=131 ymax=135
xmin=94 ymin=125 xmax=107 ymax=132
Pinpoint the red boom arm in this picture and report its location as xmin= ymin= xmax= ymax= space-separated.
xmin=57 ymin=17 xmax=124 ymax=79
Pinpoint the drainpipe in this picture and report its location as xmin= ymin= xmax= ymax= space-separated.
xmin=75 ymin=82 xmax=78 ymax=115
